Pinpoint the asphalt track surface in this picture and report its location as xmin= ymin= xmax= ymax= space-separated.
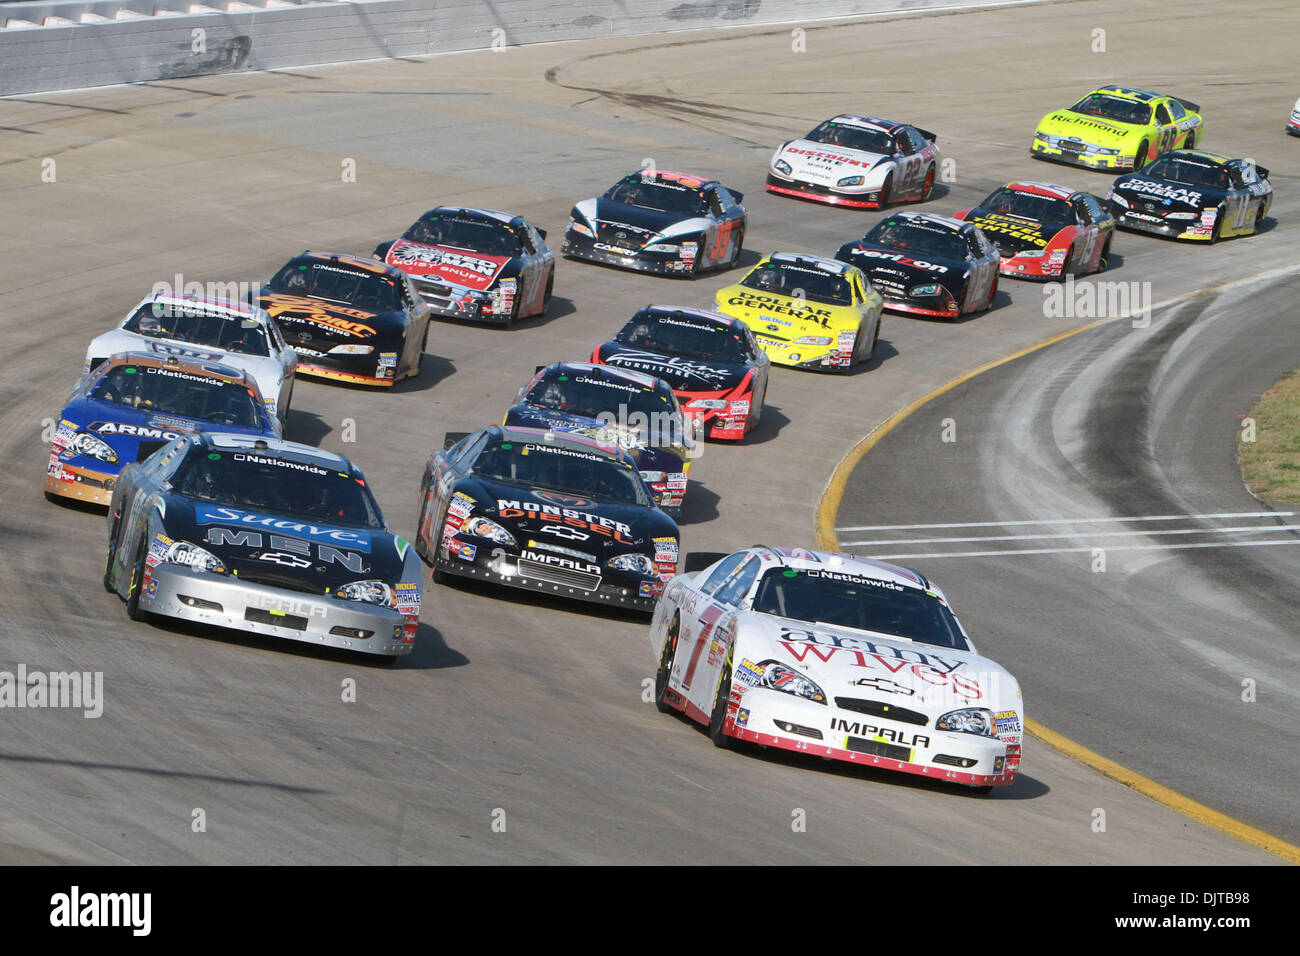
xmin=1 ymin=0 xmax=1296 ymax=863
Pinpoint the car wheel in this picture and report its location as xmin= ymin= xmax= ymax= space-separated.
xmin=879 ymin=172 xmax=894 ymax=207
xmin=1253 ymin=203 xmax=1265 ymax=236
xmin=654 ymin=615 xmax=681 ymax=713
xmin=1133 ymin=140 xmax=1149 ymax=171
xmin=726 ymin=226 xmax=745 ymax=270
xmin=1184 ymin=130 xmax=1196 ymax=150
xmin=1210 ymin=206 xmax=1226 ymax=244
xmin=985 ymin=277 xmax=999 ymax=311
xmin=708 ymin=647 xmax=736 ymax=748
xmin=125 ymin=537 xmax=150 ymax=622
xmin=920 ymin=164 xmax=935 ymax=202
xmin=1058 ymin=250 xmax=1074 ymax=282
xmin=417 ymin=325 xmax=429 ymax=371
xmin=1098 ymin=236 xmax=1113 ymax=273
xmin=414 ymin=486 xmax=433 ymax=562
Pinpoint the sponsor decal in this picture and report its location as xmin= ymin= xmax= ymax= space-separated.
xmin=736 ymin=707 xmax=750 ymax=728
xmin=377 ymin=352 xmax=398 ymax=368
xmin=605 ymin=350 xmax=732 ymax=386
xmin=258 ymin=552 xmax=312 ymax=568
xmin=735 ymin=658 xmax=765 ymax=687
xmin=967 ymin=213 xmax=1048 ymax=247
xmin=851 ymin=676 xmax=916 ymax=696
xmin=534 ymin=490 xmax=595 ymax=508
xmin=195 ymin=505 xmax=371 ymax=552
xmin=90 ymin=422 xmax=183 ymax=441
xmin=259 ymin=294 xmax=378 ymax=335
xmin=248 ymin=593 xmax=328 ymax=619
xmin=995 ymin=710 xmax=1022 ymax=735
xmin=231 ymin=453 xmax=326 ymax=476
xmin=452 ymin=540 xmax=478 ymax=562
xmin=854 ymin=248 xmax=951 ymax=273
xmin=830 ymin=719 xmax=930 ymax=749
xmin=777 ymin=626 xmax=984 ymax=699
xmin=1121 ymin=179 xmax=1203 ymax=205
xmin=639 ymin=579 xmax=663 ymax=599
xmin=447 ymin=492 xmax=475 ymax=519
xmin=496 ymin=499 xmax=632 ymax=537
xmin=725 ymin=290 xmax=834 ymax=322
xmin=394 ymin=581 xmax=420 ymax=642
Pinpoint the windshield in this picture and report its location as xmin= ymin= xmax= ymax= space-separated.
xmin=752 ymin=568 xmax=970 ymax=650
xmin=403 ymin=213 xmax=522 ymax=255
xmin=614 ymin=312 xmax=748 ymax=363
xmin=124 ymin=303 xmax=269 ymax=356
xmin=1143 ymin=157 xmax=1228 ymax=189
xmin=1068 ymin=93 xmax=1151 ymax=126
xmin=739 ymin=261 xmax=852 ymax=306
xmin=524 ymin=371 xmax=676 ymax=424
xmin=979 ymin=188 xmax=1074 ymax=223
xmin=473 ymin=438 xmax=651 ymax=507
xmin=863 ymin=219 xmax=970 ymax=261
xmin=266 ymin=261 xmax=401 ymax=313
xmin=805 ymin=120 xmax=895 ymax=154
xmin=602 ymin=180 xmax=709 ymax=218
xmin=172 ymin=451 xmax=385 ymax=529
xmin=91 ymin=365 xmax=263 ymax=428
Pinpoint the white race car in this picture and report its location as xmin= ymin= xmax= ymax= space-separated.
xmin=650 ymin=547 xmax=1023 ymax=790
xmin=766 ymin=115 xmax=941 ymax=209
xmin=1288 ymin=97 xmax=1300 ymax=137
xmin=84 ymin=293 xmax=298 ymax=424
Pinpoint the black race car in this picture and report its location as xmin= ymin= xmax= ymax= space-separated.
xmin=104 ymin=433 xmax=424 ymax=659
xmin=835 ymin=212 xmax=1000 ymax=319
xmin=415 ymin=426 xmax=680 ymax=610
xmin=373 ymin=206 xmax=555 ymax=324
xmin=590 ymin=306 xmax=770 ymax=441
xmin=1107 ymin=149 xmax=1272 ymax=242
xmin=504 ymin=361 xmax=694 ymax=514
xmin=562 ymin=169 xmax=746 ymax=277
xmin=254 ymin=252 xmax=432 ymax=386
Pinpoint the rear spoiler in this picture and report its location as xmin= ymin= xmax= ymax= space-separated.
xmin=443 ymin=431 xmax=471 ymax=451
xmin=916 ymin=127 xmax=937 ymax=143
xmin=728 ymin=187 xmax=745 ymax=204
xmin=1173 ymin=97 xmax=1200 ymax=113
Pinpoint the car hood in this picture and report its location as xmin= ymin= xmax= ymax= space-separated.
xmin=595 ymin=343 xmax=750 ymax=393
xmin=163 ymin=497 xmax=409 ymax=592
xmin=61 ymin=398 xmax=271 ymax=463
xmin=574 ymin=198 xmax=706 ymax=247
xmin=1111 ymin=174 xmax=1220 ymax=210
xmin=1042 ymin=110 xmax=1135 ymax=142
xmin=960 ymin=210 xmax=1064 ymax=255
xmin=773 ymin=139 xmax=889 ymax=186
xmin=383 ymin=239 xmax=513 ymax=290
xmin=457 ymin=475 xmax=677 ymax=553
xmin=256 ymin=293 xmax=404 ymax=349
xmin=737 ymin=614 xmax=1019 ymax=713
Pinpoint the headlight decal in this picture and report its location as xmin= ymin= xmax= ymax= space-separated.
xmin=936 ymin=707 xmax=997 ymax=737
xmin=337 ymin=579 xmax=395 ymax=606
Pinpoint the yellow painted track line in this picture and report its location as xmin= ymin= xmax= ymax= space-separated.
xmin=814 ymin=265 xmax=1300 ymax=864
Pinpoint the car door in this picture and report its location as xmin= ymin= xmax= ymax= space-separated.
xmin=680 ymin=553 xmax=763 ymax=706
xmin=703 ymin=187 xmax=733 ymax=264
xmin=892 ymin=131 xmax=924 ymax=197
xmin=1153 ymin=102 xmax=1179 ymax=156
xmin=963 ymin=229 xmax=997 ymax=309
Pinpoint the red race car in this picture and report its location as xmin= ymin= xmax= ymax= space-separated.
xmin=591 ymin=306 xmax=769 ymax=441
xmin=954 ymin=181 xmax=1115 ymax=280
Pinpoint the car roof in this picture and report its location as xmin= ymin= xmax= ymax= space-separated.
xmin=428 ymin=206 xmax=518 ymax=225
xmin=1003 ymin=181 xmax=1077 ymax=201
xmin=492 ymin=424 xmax=633 ymax=462
xmin=882 ymin=210 xmax=970 ymax=233
xmin=1090 ymin=85 xmax=1164 ymax=102
xmin=95 ymin=351 xmax=255 ymax=387
xmin=622 ymin=169 xmax=716 ymax=190
xmin=1160 ymin=148 xmax=1234 ymax=166
xmin=734 ymin=546 xmax=943 ymax=595
xmin=543 ymin=361 xmax=663 ymax=391
xmin=291 ymin=251 xmax=405 ymax=281
xmin=826 ymin=114 xmax=904 ymax=133
xmin=194 ymin=433 xmax=353 ymax=471
xmin=140 ymin=292 xmax=263 ymax=321
xmin=765 ymin=252 xmax=854 ymax=275
xmin=638 ymin=305 xmax=742 ymax=330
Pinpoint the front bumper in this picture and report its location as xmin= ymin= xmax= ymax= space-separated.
xmin=724 ymin=691 xmax=1020 ymax=788
xmin=434 ymin=542 xmax=660 ymax=612
xmin=681 ymin=399 xmax=753 ymax=441
xmin=999 ymin=252 xmax=1067 ymax=280
xmin=751 ymin=334 xmax=851 ymax=371
xmin=407 ymin=276 xmax=511 ymax=324
xmin=139 ymin=564 xmax=414 ymax=656
xmin=45 ymin=461 xmax=115 ymax=505
xmin=292 ymin=350 xmax=401 ymax=386
xmin=1029 ymin=140 xmax=1129 ymax=171
xmin=879 ymin=294 xmax=959 ymax=318
xmin=561 ymin=234 xmax=696 ymax=276
xmin=764 ymin=173 xmax=881 ymax=208
xmin=1112 ymin=209 xmax=1210 ymax=241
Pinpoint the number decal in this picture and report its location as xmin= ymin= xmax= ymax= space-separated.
xmin=713 ymin=219 xmax=735 ymax=261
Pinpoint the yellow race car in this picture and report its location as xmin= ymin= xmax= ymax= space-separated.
xmin=1030 ymin=86 xmax=1203 ymax=172
xmin=714 ymin=253 xmax=883 ymax=372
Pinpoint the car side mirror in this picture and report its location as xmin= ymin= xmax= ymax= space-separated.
xmin=443 ymin=431 xmax=471 ymax=450
xmin=536 ymin=228 xmax=547 ymax=240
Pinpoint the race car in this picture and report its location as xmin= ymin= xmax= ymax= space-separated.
xmin=1289 ymin=97 xmax=1300 ymax=136
xmin=503 ymin=362 xmax=695 ymax=514
xmin=766 ymin=114 xmax=940 ymax=209
xmin=954 ymin=181 xmax=1114 ymax=280
xmin=1108 ymin=150 xmax=1272 ymax=241
xmin=254 ymin=252 xmax=432 ymax=386
xmin=1030 ymin=85 xmax=1203 ymax=172
xmin=562 ymin=169 xmax=746 ymax=277
xmin=591 ymin=306 xmax=769 ymax=441
xmin=415 ymin=425 xmax=679 ymax=611
xmin=104 ymin=434 xmax=422 ymax=659
xmin=835 ymin=212 xmax=1000 ymax=319
xmin=372 ymin=206 xmax=555 ymax=325
xmin=84 ymin=292 xmax=297 ymax=425
xmin=650 ymin=547 xmax=1024 ymax=790
xmin=713 ymin=254 xmax=883 ymax=372
xmin=45 ymin=352 xmax=279 ymax=506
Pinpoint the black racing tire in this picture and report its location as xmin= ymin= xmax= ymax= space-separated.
xmin=708 ymin=648 xmax=736 ymax=748
xmin=1133 ymin=139 xmax=1150 ymax=171
xmin=418 ymin=325 xmax=429 ymax=371
xmin=1253 ymin=203 xmax=1266 ymax=236
xmin=1098 ymin=235 xmax=1113 ymax=273
xmin=1058 ymin=250 xmax=1074 ymax=282
xmin=125 ymin=537 xmax=150 ymax=622
xmin=726 ymin=226 xmax=745 ymax=270
xmin=654 ymin=614 xmax=681 ymax=713
xmin=920 ymin=164 xmax=935 ymax=202
xmin=879 ymin=172 xmax=894 ymax=207
xmin=413 ymin=484 xmax=433 ymax=562
xmin=1184 ymin=130 xmax=1197 ymax=150
xmin=982 ymin=277 xmax=999 ymax=313
xmin=1210 ymin=205 xmax=1226 ymax=244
